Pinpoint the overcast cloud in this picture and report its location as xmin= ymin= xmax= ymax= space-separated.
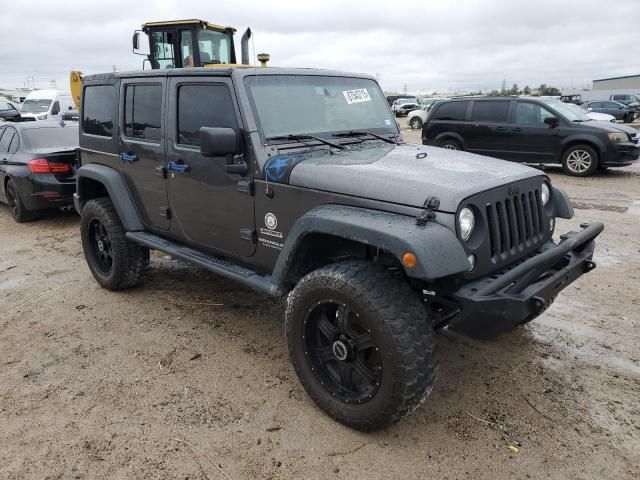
xmin=0 ymin=0 xmax=637 ymax=93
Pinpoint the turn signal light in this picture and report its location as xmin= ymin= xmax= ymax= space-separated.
xmin=28 ymin=159 xmax=70 ymax=174
xmin=402 ymin=252 xmax=417 ymax=268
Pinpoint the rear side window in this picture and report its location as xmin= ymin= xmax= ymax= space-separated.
xmin=83 ymin=85 xmax=115 ymax=137
xmin=589 ymin=102 xmax=601 ymax=108
xmin=471 ymin=101 xmax=510 ymax=122
xmin=431 ymin=101 xmax=468 ymax=121
xmin=612 ymin=95 xmax=624 ymax=100
xmin=8 ymin=132 xmax=19 ymax=153
xmin=177 ymin=84 xmax=237 ymax=146
xmin=603 ymin=102 xmax=618 ymax=108
xmin=124 ymin=84 xmax=162 ymax=141
xmin=0 ymin=128 xmax=13 ymax=153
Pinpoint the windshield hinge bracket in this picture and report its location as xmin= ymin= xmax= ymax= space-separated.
xmin=416 ymin=196 xmax=440 ymax=226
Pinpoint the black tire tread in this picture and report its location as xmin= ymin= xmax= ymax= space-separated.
xmin=81 ymin=197 xmax=149 ymax=290
xmin=286 ymin=260 xmax=436 ymax=431
xmin=6 ymin=179 xmax=34 ymax=223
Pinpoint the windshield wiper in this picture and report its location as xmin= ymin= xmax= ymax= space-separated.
xmin=332 ymin=130 xmax=399 ymax=144
xmin=265 ymin=134 xmax=344 ymax=149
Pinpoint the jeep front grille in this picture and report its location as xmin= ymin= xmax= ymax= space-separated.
xmin=485 ymin=188 xmax=544 ymax=261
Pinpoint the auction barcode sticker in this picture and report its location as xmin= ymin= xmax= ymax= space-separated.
xmin=343 ymin=88 xmax=371 ymax=104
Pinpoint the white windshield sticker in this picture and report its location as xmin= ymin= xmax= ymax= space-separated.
xmin=343 ymin=88 xmax=371 ymax=104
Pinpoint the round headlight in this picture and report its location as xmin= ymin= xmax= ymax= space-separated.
xmin=541 ymin=183 xmax=550 ymax=206
xmin=458 ymin=207 xmax=475 ymax=241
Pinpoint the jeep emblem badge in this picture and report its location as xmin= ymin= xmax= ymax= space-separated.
xmin=332 ymin=340 xmax=348 ymax=361
xmin=264 ymin=212 xmax=278 ymax=230
xmin=508 ymin=186 xmax=520 ymax=196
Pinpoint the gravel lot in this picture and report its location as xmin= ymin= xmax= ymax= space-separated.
xmin=1 ymin=121 xmax=639 ymax=479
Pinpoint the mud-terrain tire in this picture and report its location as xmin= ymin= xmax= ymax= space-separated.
xmin=438 ymin=138 xmax=461 ymax=150
xmin=80 ymin=197 xmax=149 ymax=290
xmin=561 ymin=144 xmax=599 ymax=177
xmin=286 ymin=260 xmax=436 ymax=431
xmin=6 ymin=179 xmax=34 ymax=223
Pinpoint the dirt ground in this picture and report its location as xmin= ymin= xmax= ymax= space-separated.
xmin=1 ymin=122 xmax=639 ymax=480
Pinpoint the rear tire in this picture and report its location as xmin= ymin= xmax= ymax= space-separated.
xmin=438 ymin=138 xmax=461 ymax=150
xmin=5 ymin=179 xmax=34 ymax=223
xmin=409 ymin=117 xmax=423 ymax=130
xmin=286 ymin=260 xmax=436 ymax=431
xmin=80 ymin=197 xmax=149 ymax=290
xmin=561 ymin=144 xmax=599 ymax=177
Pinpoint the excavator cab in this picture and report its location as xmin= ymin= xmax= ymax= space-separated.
xmin=133 ymin=19 xmax=249 ymax=69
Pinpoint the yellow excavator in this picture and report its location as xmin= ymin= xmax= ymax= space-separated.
xmin=70 ymin=19 xmax=270 ymax=109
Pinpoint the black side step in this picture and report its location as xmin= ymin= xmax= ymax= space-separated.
xmin=126 ymin=231 xmax=283 ymax=297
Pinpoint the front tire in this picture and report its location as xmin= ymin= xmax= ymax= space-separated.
xmin=80 ymin=197 xmax=149 ymax=290
xmin=5 ymin=179 xmax=34 ymax=223
xmin=409 ymin=117 xmax=423 ymax=130
xmin=286 ymin=260 xmax=436 ymax=431
xmin=561 ymin=144 xmax=599 ymax=177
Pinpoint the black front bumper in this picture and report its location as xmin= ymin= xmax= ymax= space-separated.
xmin=601 ymin=142 xmax=640 ymax=167
xmin=445 ymin=222 xmax=604 ymax=339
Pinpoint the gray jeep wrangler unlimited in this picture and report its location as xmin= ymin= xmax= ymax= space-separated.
xmin=74 ymin=67 xmax=603 ymax=431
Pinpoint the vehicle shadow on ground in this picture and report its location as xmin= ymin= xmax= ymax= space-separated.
xmin=0 ymin=205 xmax=79 ymax=229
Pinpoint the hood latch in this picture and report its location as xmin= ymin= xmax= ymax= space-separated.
xmin=416 ymin=196 xmax=440 ymax=226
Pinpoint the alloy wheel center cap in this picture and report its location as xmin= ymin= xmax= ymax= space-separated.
xmin=332 ymin=340 xmax=349 ymax=361
xmin=97 ymin=240 xmax=104 ymax=252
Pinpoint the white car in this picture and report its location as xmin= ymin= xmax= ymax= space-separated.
xmin=564 ymin=103 xmax=616 ymax=123
xmin=20 ymin=90 xmax=75 ymax=121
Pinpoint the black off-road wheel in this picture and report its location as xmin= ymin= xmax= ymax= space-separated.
xmin=438 ymin=138 xmax=461 ymax=150
xmin=561 ymin=144 xmax=599 ymax=177
xmin=286 ymin=260 xmax=436 ymax=431
xmin=5 ymin=179 xmax=34 ymax=223
xmin=80 ymin=197 xmax=149 ymax=290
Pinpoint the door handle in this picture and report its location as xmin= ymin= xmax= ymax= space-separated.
xmin=119 ymin=152 xmax=137 ymax=163
xmin=492 ymin=126 xmax=508 ymax=132
xmin=511 ymin=127 xmax=522 ymax=132
xmin=167 ymin=161 xmax=190 ymax=173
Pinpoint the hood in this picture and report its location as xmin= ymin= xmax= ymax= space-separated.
xmin=587 ymin=112 xmax=614 ymax=121
xmin=286 ymin=143 xmax=542 ymax=212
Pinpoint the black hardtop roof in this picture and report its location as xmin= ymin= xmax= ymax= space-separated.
xmin=84 ymin=67 xmax=377 ymax=83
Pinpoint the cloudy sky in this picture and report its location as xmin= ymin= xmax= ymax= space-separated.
xmin=0 ymin=0 xmax=637 ymax=94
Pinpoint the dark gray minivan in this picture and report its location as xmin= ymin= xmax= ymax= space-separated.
xmin=422 ymin=97 xmax=639 ymax=176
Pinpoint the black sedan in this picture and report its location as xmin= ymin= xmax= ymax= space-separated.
xmin=0 ymin=100 xmax=21 ymax=121
xmin=0 ymin=121 xmax=78 ymax=222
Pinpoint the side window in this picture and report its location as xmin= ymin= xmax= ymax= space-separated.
xmin=8 ymin=131 xmax=19 ymax=153
xmin=471 ymin=101 xmax=510 ymax=122
xmin=150 ymin=31 xmax=175 ymax=69
xmin=514 ymin=103 xmax=553 ymax=125
xmin=124 ymin=84 xmax=162 ymax=141
xmin=83 ymin=85 xmax=115 ymax=137
xmin=431 ymin=101 xmax=468 ymax=121
xmin=0 ymin=128 xmax=7 ymax=152
xmin=177 ymin=84 xmax=237 ymax=146
xmin=51 ymin=101 xmax=60 ymax=115
xmin=604 ymin=102 xmax=618 ymax=108
xmin=589 ymin=102 xmax=601 ymax=108
xmin=0 ymin=129 xmax=15 ymax=153
xmin=612 ymin=95 xmax=623 ymax=100
xmin=180 ymin=30 xmax=194 ymax=67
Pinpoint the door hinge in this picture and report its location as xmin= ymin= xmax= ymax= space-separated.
xmin=237 ymin=180 xmax=254 ymax=196
xmin=240 ymin=228 xmax=257 ymax=243
xmin=416 ymin=196 xmax=440 ymax=226
xmin=160 ymin=207 xmax=172 ymax=219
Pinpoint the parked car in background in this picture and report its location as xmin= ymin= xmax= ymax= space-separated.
xmin=408 ymin=108 xmax=428 ymax=129
xmin=20 ymin=90 xmax=75 ymax=121
xmin=560 ymin=94 xmax=584 ymax=105
xmin=610 ymin=93 xmax=640 ymax=108
xmin=564 ymin=102 xmax=616 ymax=123
xmin=391 ymin=97 xmax=419 ymax=117
xmin=0 ymin=100 xmax=21 ymax=121
xmin=422 ymin=97 xmax=639 ymax=176
xmin=0 ymin=121 xmax=78 ymax=222
xmin=585 ymin=100 xmax=636 ymax=123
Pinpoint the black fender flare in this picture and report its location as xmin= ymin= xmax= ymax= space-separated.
xmin=433 ymin=131 xmax=467 ymax=149
xmin=76 ymin=164 xmax=144 ymax=231
xmin=271 ymin=204 xmax=470 ymax=288
xmin=551 ymin=186 xmax=574 ymax=219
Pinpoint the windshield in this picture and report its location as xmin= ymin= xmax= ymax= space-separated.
xmin=24 ymin=126 xmax=78 ymax=150
xmin=245 ymin=75 xmax=397 ymax=139
xmin=21 ymin=99 xmax=52 ymax=114
xmin=540 ymin=98 xmax=589 ymax=122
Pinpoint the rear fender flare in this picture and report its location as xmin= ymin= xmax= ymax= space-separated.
xmin=271 ymin=204 xmax=470 ymax=289
xmin=76 ymin=163 xmax=144 ymax=231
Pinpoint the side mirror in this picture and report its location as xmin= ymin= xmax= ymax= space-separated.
xmin=544 ymin=116 xmax=559 ymax=127
xmin=132 ymin=31 xmax=140 ymax=51
xmin=199 ymin=127 xmax=239 ymax=157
